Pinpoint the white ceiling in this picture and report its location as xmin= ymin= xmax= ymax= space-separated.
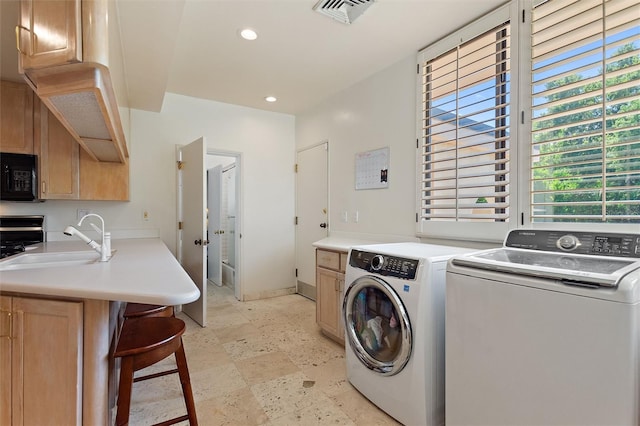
xmin=2 ymin=0 xmax=506 ymax=115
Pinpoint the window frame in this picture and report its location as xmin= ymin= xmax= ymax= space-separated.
xmin=416 ymin=0 xmax=639 ymax=243
xmin=416 ymin=1 xmax=520 ymax=243
xmin=524 ymin=0 xmax=640 ymax=233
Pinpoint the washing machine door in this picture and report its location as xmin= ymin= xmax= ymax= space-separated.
xmin=343 ymin=275 xmax=412 ymax=376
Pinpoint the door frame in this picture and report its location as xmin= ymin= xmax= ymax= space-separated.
xmin=207 ymin=164 xmax=223 ymax=287
xmin=206 ymin=149 xmax=243 ymax=301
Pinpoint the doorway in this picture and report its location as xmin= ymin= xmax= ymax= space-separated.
xmin=206 ymin=152 xmax=241 ymax=301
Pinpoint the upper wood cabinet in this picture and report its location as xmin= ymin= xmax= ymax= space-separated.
xmin=36 ymin=99 xmax=80 ymax=199
xmin=0 ymin=80 xmax=34 ymax=154
xmin=16 ymin=0 xmax=130 ymax=164
xmin=79 ymin=147 xmax=129 ymax=200
xmin=16 ymin=0 xmax=82 ymax=71
xmin=36 ymin=98 xmax=129 ymax=201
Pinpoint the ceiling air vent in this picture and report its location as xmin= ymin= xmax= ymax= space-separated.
xmin=312 ymin=0 xmax=375 ymax=24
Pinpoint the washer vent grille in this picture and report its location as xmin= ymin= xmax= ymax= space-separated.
xmin=312 ymin=0 xmax=375 ymax=24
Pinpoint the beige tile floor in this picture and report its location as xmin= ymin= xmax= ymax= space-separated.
xmin=127 ymin=283 xmax=401 ymax=425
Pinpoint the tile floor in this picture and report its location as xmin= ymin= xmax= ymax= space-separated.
xmin=128 ymin=283 xmax=401 ymax=425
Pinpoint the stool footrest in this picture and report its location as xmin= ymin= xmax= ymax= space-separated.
xmin=153 ymin=414 xmax=190 ymax=426
xmin=134 ymin=368 xmax=179 ymax=383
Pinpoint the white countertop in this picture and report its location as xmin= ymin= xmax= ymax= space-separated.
xmin=312 ymin=236 xmax=381 ymax=251
xmin=0 ymin=238 xmax=200 ymax=305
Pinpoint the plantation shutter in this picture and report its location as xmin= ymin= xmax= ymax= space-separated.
xmin=530 ymin=0 xmax=640 ymax=223
xmin=418 ymin=22 xmax=511 ymax=223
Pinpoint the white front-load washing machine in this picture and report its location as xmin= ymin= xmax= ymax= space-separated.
xmin=343 ymin=242 xmax=475 ymax=426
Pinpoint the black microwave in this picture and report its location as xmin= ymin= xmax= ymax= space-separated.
xmin=1 ymin=153 xmax=38 ymax=201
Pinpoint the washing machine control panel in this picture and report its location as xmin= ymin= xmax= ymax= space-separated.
xmin=505 ymin=230 xmax=640 ymax=258
xmin=349 ymin=250 xmax=419 ymax=280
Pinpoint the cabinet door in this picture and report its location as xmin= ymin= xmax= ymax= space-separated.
xmin=79 ymin=148 xmax=129 ymax=200
xmin=18 ymin=0 xmax=81 ymax=70
xmin=0 ymin=81 xmax=34 ymax=154
xmin=11 ymin=297 xmax=83 ymax=425
xmin=0 ymin=296 xmax=11 ymax=426
xmin=36 ymin=100 xmax=79 ymax=199
xmin=316 ymin=267 xmax=343 ymax=340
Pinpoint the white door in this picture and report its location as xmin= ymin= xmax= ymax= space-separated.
xmin=295 ymin=142 xmax=329 ymax=298
xmin=207 ymin=165 xmax=223 ymax=286
xmin=179 ymin=137 xmax=207 ymax=327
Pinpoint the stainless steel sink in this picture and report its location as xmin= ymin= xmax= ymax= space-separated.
xmin=0 ymin=251 xmax=107 ymax=271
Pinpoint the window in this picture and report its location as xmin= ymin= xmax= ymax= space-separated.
xmin=417 ymin=4 xmax=516 ymax=241
xmin=416 ymin=0 xmax=638 ymax=241
xmin=530 ymin=0 xmax=640 ymax=224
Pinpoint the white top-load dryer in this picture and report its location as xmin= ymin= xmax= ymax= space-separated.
xmin=446 ymin=229 xmax=640 ymax=425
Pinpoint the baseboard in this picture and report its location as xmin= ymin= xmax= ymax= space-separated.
xmin=297 ymin=280 xmax=316 ymax=301
xmin=242 ymin=286 xmax=297 ymax=301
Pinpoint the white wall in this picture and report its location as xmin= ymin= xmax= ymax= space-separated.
xmin=0 ymin=93 xmax=297 ymax=300
xmin=132 ymin=93 xmax=297 ymax=300
xmin=296 ymin=56 xmax=418 ymax=240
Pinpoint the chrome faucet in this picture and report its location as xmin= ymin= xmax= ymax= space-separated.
xmin=64 ymin=213 xmax=111 ymax=262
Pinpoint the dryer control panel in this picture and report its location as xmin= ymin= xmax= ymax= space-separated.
xmin=349 ymin=249 xmax=419 ymax=280
xmin=505 ymin=230 xmax=640 ymax=258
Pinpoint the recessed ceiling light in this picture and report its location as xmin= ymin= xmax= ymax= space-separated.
xmin=265 ymin=96 xmax=277 ymax=103
xmin=240 ymin=28 xmax=258 ymax=41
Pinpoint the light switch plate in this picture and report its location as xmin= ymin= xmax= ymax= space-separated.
xmin=77 ymin=209 xmax=91 ymax=221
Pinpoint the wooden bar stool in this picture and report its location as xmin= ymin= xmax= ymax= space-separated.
xmin=114 ymin=317 xmax=198 ymax=426
xmin=123 ymin=302 xmax=174 ymax=319
xmin=122 ymin=303 xmax=177 ymax=382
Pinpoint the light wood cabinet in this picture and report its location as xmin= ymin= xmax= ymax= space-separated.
xmin=79 ymin=148 xmax=129 ymax=200
xmin=17 ymin=0 xmax=82 ymax=71
xmin=0 ymin=295 xmax=83 ymax=425
xmin=316 ymin=248 xmax=348 ymax=344
xmin=36 ymin=98 xmax=129 ymax=200
xmin=0 ymin=80 xmax=34 ymax=154
xmin=36 ymin=98 xmax=80 ymax=199
xmin=17 ymin=0 xmax=130 ymax=164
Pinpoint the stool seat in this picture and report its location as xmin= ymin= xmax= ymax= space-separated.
xmin=114 ymin=317 xmax=198 ymax=426
xmin=123 ymin=303 xmax=174 ymax=319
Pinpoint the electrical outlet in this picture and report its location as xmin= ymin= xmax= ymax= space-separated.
xmin=353 ymin=210 xmax=359 ymax=223
xmin=342 ymin=211 xmax=348 ymax=222
xmin=142 ymin=210 xmax=150 ymax=221
xmin=77 ymin=209 xmax=91 ymax=221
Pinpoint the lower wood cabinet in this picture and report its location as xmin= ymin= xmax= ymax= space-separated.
xmin=1 ymin=294 xmax=114 ymax=425
xmin=316 ymin=248 xmax=348 ymax=344
xmin=0 ymin=295 xmax=83 ymax=425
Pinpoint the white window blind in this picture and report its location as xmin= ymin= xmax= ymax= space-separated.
xmin=531 ymin=0 xmax=640 ymax=224
xmin=418 ymin=22 xmax=511 ymax=224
